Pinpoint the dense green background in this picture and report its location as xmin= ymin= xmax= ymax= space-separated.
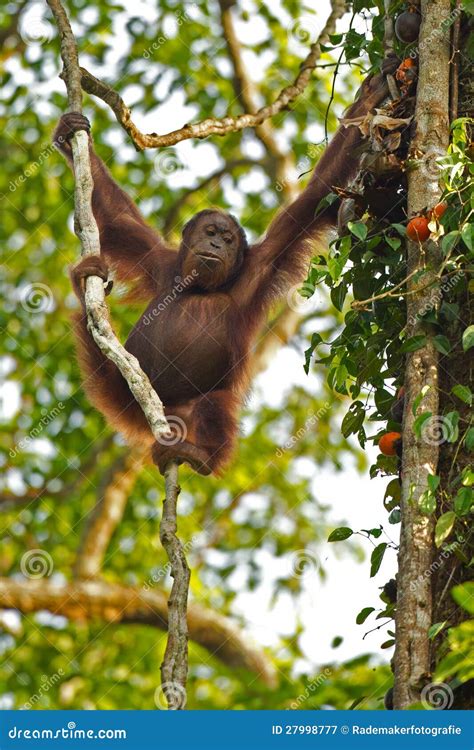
xmin=0 ymin=0 xmax=393 ymax=709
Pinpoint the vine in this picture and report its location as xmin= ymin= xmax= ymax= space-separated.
xmin=305 ymin=0 xmax=473 ymax=706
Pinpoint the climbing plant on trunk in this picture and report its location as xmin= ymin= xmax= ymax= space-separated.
xmin=305 ymin=0 xmax=473 ymax=710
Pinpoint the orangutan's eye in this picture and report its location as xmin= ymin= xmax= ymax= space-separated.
xmin=206 ymin=226 xmax=216 ymax=236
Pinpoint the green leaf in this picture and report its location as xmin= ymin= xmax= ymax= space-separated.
xmin=392 ymin=223 xmax=407 ymax=236
xmin=462 ymin=325 xmax=474 ymax=351
xmin=384 ymin=478 xmax=401 ymax=504
xmin=388 ymin=508 xmax=401 ymax=524
xmin=452 ymin=384 xmax=472 ymax=405
xmin=374 ymin=388 xmax=393 ymax=417
xmin=331 ymin=635 xmax=343 ymax=648
xmin=331 ymin=283 xmax=347 ymax=312
xmin=381 ymin=639 xmax=395 ymax=649
xmin=385 ymin=236 xmax=401 ymax=251
xmin=461 ymin=222 xmax=474 ymax=251
xmin=341 ymin=402 xmax=365 ymax=438
xmin=462 ymin=468 xmax=474 ymax=486
xmin=400 ymin=335 xmax=427 ymax=353
xmin=356 ymin=606 xmax=375 ymax=625
xmin=433 ymin=335 xmax=451 ymax=355
xmin=370 ymin=543 xmax=388 ymax=578
xmin=362 ymin=528 xmax=382 ymax=538
xmin=328 ymin=527 xmax=353 ymax=542
xmin=454 ymin=487 xmax=473 ymax=516
xmin=428 ymin=621 xmax=448 ymax=640
xmin=441 ymin=230 xmax=460 ymax=255
xmin=427 ymin=474 xmax=440 ymax=493
xmin=412 ymin=385 xmax=431 ymax=415
xmin=348 ymin=221 xmax=368 ymax=241
xmin=451 ymin=583 xmax=474 ymax=614
xmin=444 ymin=411 xmax=460 ymax=443
xmin=418 ymin=489 xmax=437 ymax=515
xmin=434 ymin=511 xmax=456 ymax=547
xmin=465 ymin=428 xmax=474 ymax=451
xmin=413 ymin=411 xmax=432 ymax=439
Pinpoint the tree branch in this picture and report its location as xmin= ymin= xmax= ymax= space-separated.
xmin=74 ymin=449 xmax=145 ymax=579
xmin=46 ymin=0 xmax=170 ymax=441
xmin=158 ymin=463 xmax=190 ymax=709
xmin=0 ymin=577 xmax=277 ymax=686
xmin=393 ymin=0 xmax=451 ymax=710
xmin=76 ymin=0 xmax=347 ymax=152
xmin=46 ymin=0 xmax=188 ymax=710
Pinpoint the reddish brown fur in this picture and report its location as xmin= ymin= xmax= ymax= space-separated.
xmin=55 ymin=60 xmax=397 ymax=475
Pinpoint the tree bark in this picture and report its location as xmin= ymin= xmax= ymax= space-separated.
xmin=393 ymin=0 xmax=451 ymax=709
xmin=0 ymin=577 xmax=276 ymax=686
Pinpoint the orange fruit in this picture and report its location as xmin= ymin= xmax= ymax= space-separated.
xmin=430 ymin=202 xmax=447 ymax=220
xmin=407 ymin=216 xmax=431 ymax=242
xmin=379 ymin=432 xmax=402 ymax=456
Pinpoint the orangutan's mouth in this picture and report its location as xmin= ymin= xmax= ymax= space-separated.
xmin=198 ymin=253 xmax=222 ymax=264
